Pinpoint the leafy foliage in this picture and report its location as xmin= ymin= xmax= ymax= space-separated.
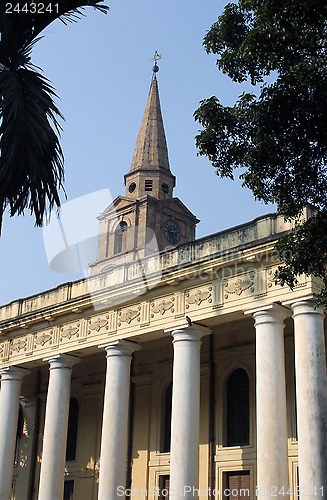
xmin=194 ymin=0 xmax=327 ymax=303
xmin=0 ymin=0 xmax=108 ymax=232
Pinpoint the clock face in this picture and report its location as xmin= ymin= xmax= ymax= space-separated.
xmin=163 ymin=219 xmax=181 ymax=245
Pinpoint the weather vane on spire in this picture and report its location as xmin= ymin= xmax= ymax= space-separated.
xmin=152 ymin=51 xmax=162 ymax=77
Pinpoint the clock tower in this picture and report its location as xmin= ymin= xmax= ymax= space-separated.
xmin=90 ymin=64 xmax=199 ymax=274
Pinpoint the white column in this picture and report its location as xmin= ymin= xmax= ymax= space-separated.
xmin=291 ymin=300 xmax=327 ymax=498
xmin=38 ymin=354 xmax=80 ymax=500
xmin=250 ymin=305 xmax=289 ymax=499
xmin=0 ymin=366 xmax=30 ymax=500
xmin=165 ymin=323 xmax=211 ymax=500
xmin=98 ymin=340 xmax=141 ymax=500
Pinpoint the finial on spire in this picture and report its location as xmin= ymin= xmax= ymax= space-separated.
xmin=152 ymin=51 xmax=162 ymax=78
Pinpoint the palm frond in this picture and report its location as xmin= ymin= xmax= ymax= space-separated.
xmin=0 ymin=66 xmax=65 ymax=225
xmin=1 ymin=0 xmax=109 ymax=66
xmin=0 ymin=0 xmax=108 ymax=232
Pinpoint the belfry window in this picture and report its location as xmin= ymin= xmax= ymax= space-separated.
xmin=161 ymin=382 xmax=172 ymax=452
xmin=145 ymin=179 xmax=153 ymax=191
xmin=114 ymin=221 xmax=128 ymax=254
xmin=226 ymin=369 xmax=250 ymax=446
xmin=66 ymin=397 xmax=79 ymax=461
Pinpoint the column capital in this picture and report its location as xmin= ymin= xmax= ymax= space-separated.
xmin=165 ymin=322 xmax=211 ymax=343
xmin=0 ymin=365 xmax=30 ymax=381
xmin=99 ymin=339 xmax=141 ymax=357
xmin=289 ymin=299 xmax=324 ymax=318
xmin=43 ymin=354 xmax=80 ymax=370
xmin=244 ymin=303 xmax=290 ymax=325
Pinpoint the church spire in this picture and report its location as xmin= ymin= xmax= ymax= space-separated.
xmin=129 ymin=72 xmax=170 ymax=173
xmin=124 ymin=60 xmax=175 ymax=200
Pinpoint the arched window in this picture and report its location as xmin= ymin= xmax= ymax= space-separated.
xmin=66 ymin=398 xmax=79 ymax=461
xmin=114 ymin=221 xmax=128 ymax=254
xmin=226 ymin=369 xmax=250 ymax=446
xmin=161 ymin=382 xmax=172 ymax=453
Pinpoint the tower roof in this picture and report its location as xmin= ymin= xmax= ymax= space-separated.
xmin=129 ymin=76 xmax=170 ymax=172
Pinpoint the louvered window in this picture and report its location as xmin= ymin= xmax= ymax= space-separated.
xmin=145 ymin=179 xmax=153 ymax=191
xmin=224 ymin=471 xmax=250 ymax=499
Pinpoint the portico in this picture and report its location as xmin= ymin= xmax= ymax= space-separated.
xmin=0 ymin=231 xmax=325 ymax=499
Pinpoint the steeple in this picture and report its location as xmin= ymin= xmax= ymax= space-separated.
xmin=124 ymin=68 xmax=176 ymax=201
xmin=129 ymin=76 xmax=170 ymax=172
xmin=90 ymin=60 xmax=199 ymax=275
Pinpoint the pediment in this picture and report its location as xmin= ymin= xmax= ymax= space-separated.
xmin=98 ymin=196 xmax=137 ymax=219
xmin=158 ymin=197 xmax=199 ymax=222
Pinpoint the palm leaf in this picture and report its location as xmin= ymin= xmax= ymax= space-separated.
xmin=0 ymin=0 xmax=109 ymax=233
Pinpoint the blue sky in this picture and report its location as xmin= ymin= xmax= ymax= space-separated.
xmin=0 ymin=0 xmax=274 ymax=305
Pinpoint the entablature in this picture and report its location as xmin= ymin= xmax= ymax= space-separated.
xmin=0 ymin=260 xmax=318 ymax=368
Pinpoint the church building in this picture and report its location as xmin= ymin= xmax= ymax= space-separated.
xmin=0 ymin=65 xmax=326 ymax=500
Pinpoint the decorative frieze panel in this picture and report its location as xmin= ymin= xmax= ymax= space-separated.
xmin=10 ymin=338 xmax=27 ymax=354
xmin=186 ymin=288 xmax=211 ymax=307
xmin=224 ymin=275 xmax=255 ymax=299
xmin=86 ymin=311 xmax=117 ymax=335
xmin=34 ymin=332 xmax=52 ymax=347
xmin=87 ymin=313 xmax=117 ymax=338
xmin=60 ymin=323 xmax=80 ymax=341
xmin=88 ymin=318 xmax=107 ymax=333
xmin=118 ymin=307 xmax=141 ymax=327
xmin=150 ymin=298 xmax=174 ymax=316
xmin=185 ymin=286 xmax=212 ymax=313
